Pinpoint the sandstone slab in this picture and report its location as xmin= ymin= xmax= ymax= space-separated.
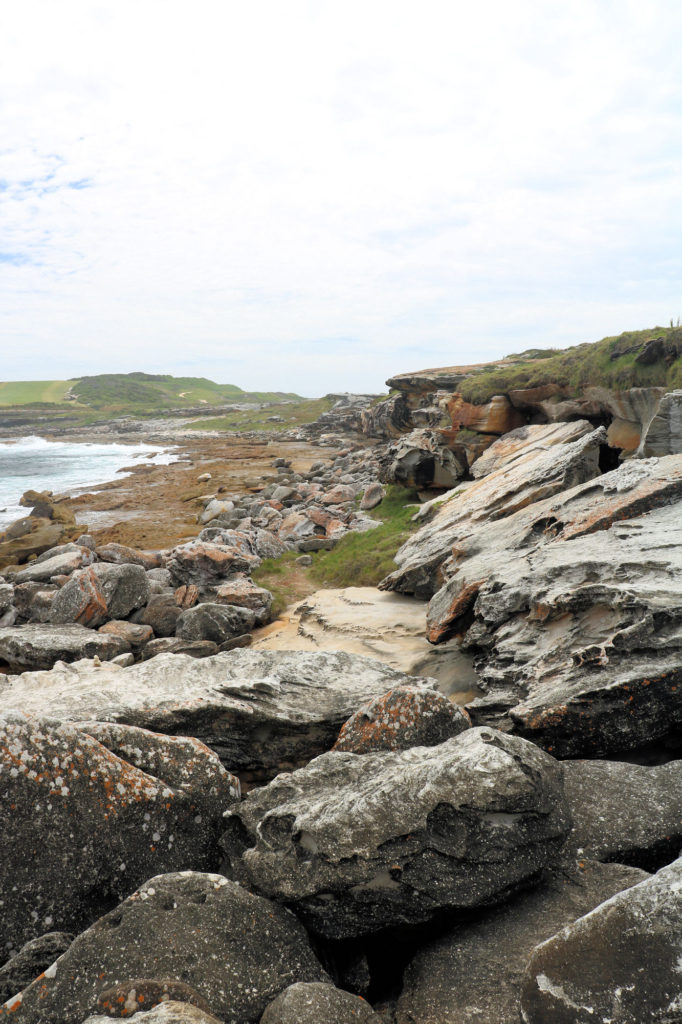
xmin=0 ymin=650 xmax=436 ymax=784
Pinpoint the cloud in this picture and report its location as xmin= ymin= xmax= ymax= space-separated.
xmin=1 ymin=0 xmax=682 ymax=393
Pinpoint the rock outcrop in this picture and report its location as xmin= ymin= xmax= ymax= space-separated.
xmin=220 ymin=727 xmax=570 ymax=939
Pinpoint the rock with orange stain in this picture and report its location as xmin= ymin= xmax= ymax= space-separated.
xmin=213 ymin=576 xmax=273 ymax=625
xmin=84 ymin=1002 xmax=221 ymax=1023
xmin=173 ymin=584 xmax=199 ymax=610
xmin=48 ymin=567 xmax=109 ymax=628
xmin=95 ymin=978 xmax=212 ymax=1017
xmin=447 ymin=394 xmax=525 ymax=436
xmin=97 ymin=621 xmax=153 ymax=652
xmin=333 ymin=685 xmax=470 ymax=754
xmin=0 ymin=713 xmax=239 ymax=955
xmin=1 ymin=872 xmax=326 ymax=1024
xmin=167 ymin=541 xmax=259 ymax=591
xmin=221 ymin=727 xmax=570 ymax=940
xmin=469 ymin=421 xmax=594 ymax=479
xmin=94 ymin=544 xmax=164 ymax=571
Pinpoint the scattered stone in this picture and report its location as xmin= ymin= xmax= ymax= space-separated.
xmin=75 ymin=534 xmax=96 ymax=550
xmin=333 ymin=685 xmax=470 ymax=754
xmin=260 ymin=982 xmax=381 ymax=1024
xmin=175 ymin=603 xmax=256 ymax=644
xmin=13 ymin=547 xmax=92 ymax=584
xmin=197 ymin=472 xmax=212 ymax=482
xmin=174 ymin=584 xmax=199 ymax=610
xmin=360 ymin=482 xmax=384 ymax=510
xmin=0 ymin=714 xmax=239 ymax=955
xmin=213 ymin=576 xmax=273 ymax=624
xmin=295 ymin=554 xmax=313 ymax=567
xmin=98 ymin=621 xmax=154 ymax=652
xmin=95 ymin=544 xmax=163 ymax=570
xmin=5 ymin=872 xmax=327 ymax=1024
xmin=138 ymin=596 xmax=182 ymax=638
xmin=520 ymin=857 xmax=682 ymax=1024
xmin=221 ymin=727 xmax=570 ymax=939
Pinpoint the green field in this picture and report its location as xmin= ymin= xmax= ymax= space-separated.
xmin=0 ymin=380 xmax=72 ymax=405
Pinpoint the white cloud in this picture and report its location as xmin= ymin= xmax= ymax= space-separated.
xmin=1 ymin=0 xmax=682 ymax=394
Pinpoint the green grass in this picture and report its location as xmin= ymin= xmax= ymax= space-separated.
xmin=252 ymin=485 xmax=422 ymax=615
xmin=0 ymin=380 xmax=72 ymax=405
xmin=189 ymin=397 xmax=335 ymax=432
xmin=458 ymin=326 xmax=682 ymax=404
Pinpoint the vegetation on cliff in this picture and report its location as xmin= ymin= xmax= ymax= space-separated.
xmin=458 ymin=326 xmax=682 ymax=404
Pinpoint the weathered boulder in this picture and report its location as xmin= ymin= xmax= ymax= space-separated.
xmin=213 ymin=576 xmax=273 ymax=624
xmin=360 ymin=482 xmax=385 ymax=510
xmin=260 ymin=982 xmax=381 ymax=1024
xmin=396 ymin=861 xmax=647 ymax=1024
xmin=0 ymin=518 xmax=67 ymax=572
xmin=381 ymin=429 xmax=467 ymax=490
xmin=333 ymin=685 xmax=470 ymax=753
xmin=95 ymin=543 xmax=164 ymax=570
xmin=0 ymin=651 xmax=436 ymax=785
xmin=562 ymin=759 xmax=682 ymax=869
xmin=138 ymin=595 xmax=182 ymax=637
xmin=381 ymin=426 xmax=605 ymax=599
xmin=98 ymin=621 xmax=154 ymax=652
xmin=167 ymin=541 xmax=258 ymax=590
xmin=640 ymin=388 xmax=682 ymax=456
xmin=319 ymin=484 xmax=357 ymax=505
xmin=141 ymin=638 xmax=218 ymax=660
xmin=0 ymin=624 xmax=128 ymax=670
xmin=49 ymin=567 xmax=109 ymax=627
xmin=2 ymin=873 xmax=327 ymax=1024
xmin=12 ymin=546 xmax=93 ymax=584
xmin=0 ymin=584 xmax=13 ymax=615
xmin=520 ymin=857 xmax=682 ymax=1023
xmin=220 ymin=727 xmax=570 ymax=939
xmin=199 ymin=498 xmax=235 ymax=525
xmin=90 ymin=563 xmax=150 ymax=619
xmin=19 ymin=489 xmax=76 ymax=526
xmin=447 ymin=393 xmax=525 ymax=435
xmin=0 ymin=713 xmax=239 ymax=955
xmin=0 ymin=933 xmax=74 ymax=1005
xmin=176 ymin=603 xmax=256 ymax=643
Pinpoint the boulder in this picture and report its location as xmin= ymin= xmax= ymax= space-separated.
xmin=138 ymin=595 xmax=182 ymax=637
xmin=381 ymin=426 xmax=606 ymax=599
xmin=0 ymin=933 xmax=74 ymax=1005
xmin=319 ymin=484 xmax=357 ymax=505
xmin=469 ymin=420 xmax=594 ymax=479
xmin=381 ymin=429 xmax=467 ymax=490
xmin=167 ymin=541 xmax=259 ymax=590
xmin=396 ymin=861 xmax=648 ymax=1024
xmin=220 ymin=727 xmax=570 ymax=939
xmin=520 ymin=857 xmax=682 ymax=1023
xmin=562 ymin=759 xmax=682 ymax=869
xmin=333 ymin=685 xmax=470 ymax=753
xmin=94 ymin=543 xmax=164 ymax=570
xmin=199 ymin=499 xmax=235 ymax=525
xmin=98 ymin=621 xmax=154 ymax=651
xmin=19 ymin=489 xmax=76 ymax=526
xmin=360 ymin=483 xmax=385 ymax=510
xmin=0 ymin=651 xmax=439 ymax=786
xmin=174 ymin=584 xmax=199 ymax=609
xmin=90 ymin=563 xmax=150 ymax=619
xmin=48 ymin=567 xmax=109 ymax=627
xmin=0 ymin=714 xmax=239 ymax=955
xmin=0 ymin=624 xmax=128 ymax=671
xmin=260 ymin=982 xmax=381 ymax=1024
xmin=175 ymin=603 xmax=256 ymax=643
xmin=0 ymin=584 xmax=13 ymax=615
xmin=213 ymin=576 xmax=273 ymax=624
xmin=2 ymin=872 xmax=327 ymax=1023
xmin=83 ymin=1001 xmax=221 ymax=1023
xmin=141 ymin=638 xmax=218 ymax=660
xmin=447 ymin=393 xmax=526 ymax=435
xmin=12 ymin=547 xmax=92 ymax=584
xmin=0 ymin=519 xmax=66 ymax=572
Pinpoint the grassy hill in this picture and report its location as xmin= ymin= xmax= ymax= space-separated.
xmin=0 ymin=372 xmax=302 ymax=417
xmin=458 ymin=325 xmax=682 ymax=404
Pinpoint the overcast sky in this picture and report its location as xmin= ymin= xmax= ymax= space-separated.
xmin=2 ymin=1 xmax=682 ymax=395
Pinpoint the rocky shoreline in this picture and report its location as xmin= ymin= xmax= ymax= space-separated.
xmin=1 ymin=376 xmax=682 ymax=1022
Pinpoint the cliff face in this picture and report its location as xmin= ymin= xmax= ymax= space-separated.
xmin=363 ymin=328 xmax=682 ymax=488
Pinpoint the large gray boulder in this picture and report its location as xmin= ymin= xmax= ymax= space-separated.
xmin=90 ymin=562 xmax=150 ymax=619
xmin=11 ymin=546 xmax=93 ymax=584
xmin=640 ymin=388 xmax=682 ymax=456
xmin=260 ymin=982 xmax=381 ymax=1023
xmin=0 ymin=623 xmax=129 ymax=670
xmin=396 ymin=861 xmax=647 ymax=1024
xmin=0 ymin=713 xmax=239 ymax=955
xmin=1 ymin=873 xmax=327 ymax=1023
xmin=562 ymin=759 xmax=682 ymax=869
xmin=175 ymin=602 xmax=256 ymax=643
xmin=0 ymin=650 xmax=437 ymax=784
xmin=220 ymin=727 xmax=570 ymax=939
xmin=167 ymin=540 xmax=259 ymax=590
xmin=520 ymin=857 xmax=682 ymax=1023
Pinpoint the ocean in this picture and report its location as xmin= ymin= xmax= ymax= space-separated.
xmin=0 ymin=435 xmax=176 ymax=530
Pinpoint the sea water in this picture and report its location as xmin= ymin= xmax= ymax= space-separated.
xmin=0 ymin=435 xmax=176 ymax=529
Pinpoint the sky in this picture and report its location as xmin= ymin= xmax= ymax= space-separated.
xmin=2 ymin=0 xmax=682 ymax=396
